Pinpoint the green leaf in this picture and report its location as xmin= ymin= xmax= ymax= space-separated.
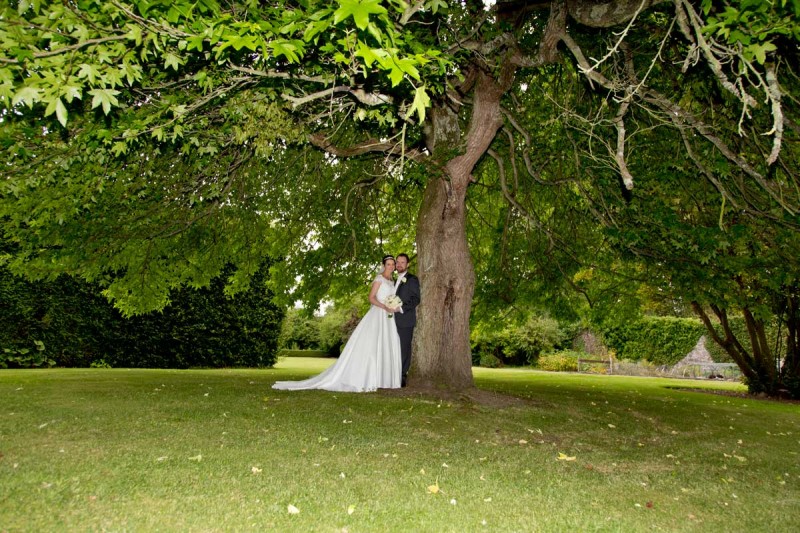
xmin=77 ymin=64 xmax=102 ymax=85
xmin=270 ymin=39 xmax=303 ymax=62
xmin=303 ymin=19 xmax=331 ymax=43
xmin=111 ymin=141 xmax=128 ymax=156
xmin=60 ymin=84 xmax=82 ymax=103
xmin=126 ymin=24 xmax=143 ymax=46
xmin=356 ymin=42 xmax=386 ymax=67
xmin=748 ymin=41 xmax=777 ymax=64
xmin=388 ymin=65 xmax=404 ymax=87
xmin=88 ymin=88 xmax=121 ymax=115
xmin=227 ymin=35 xmax=259 ymax=51
xmin=12 ymin=86 xmax=42 ymax=108
xmin=44 ymin=97 xmax=68 ymax=127
xmin=186 ymin=35 xmax=206 ymax=52
xmin=164 ymin=52 xmax=182 ymax=71
xmin=394 ymin=56 xmax=420 ymax=81
xmin=409 ymin=85 xmax=430 ymax=123
xmin=333 ymin=0 xmax=387 ymax=31
xmin=426 ymin=0 xmax=447 ymax=14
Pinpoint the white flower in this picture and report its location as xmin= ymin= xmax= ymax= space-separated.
xmin=383 ymin=295 xmax=402 ymax=318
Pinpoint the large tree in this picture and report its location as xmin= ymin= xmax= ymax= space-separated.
xmin=2 ymin=1 xmax=797 ymax=391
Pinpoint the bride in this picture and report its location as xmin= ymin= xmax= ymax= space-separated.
xmin=272 ymin=255 xmax=402 ymax=392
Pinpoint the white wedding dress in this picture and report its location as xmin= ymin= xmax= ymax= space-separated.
xmin=272 ymin=275 xmax=402 ymax=392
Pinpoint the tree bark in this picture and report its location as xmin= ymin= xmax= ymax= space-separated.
xmin=410 ymin=70 xmax=510 ymax=390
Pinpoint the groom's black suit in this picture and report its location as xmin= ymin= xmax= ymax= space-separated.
xmin=394 ymin=272 xmax=420 ymax=386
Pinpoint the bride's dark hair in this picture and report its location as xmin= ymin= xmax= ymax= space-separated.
xmin=382 ymin=255 xmax=395 ymax=265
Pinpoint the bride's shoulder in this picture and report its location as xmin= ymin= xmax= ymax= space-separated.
xmin=372 ymin=274 xmax=387 ymax=284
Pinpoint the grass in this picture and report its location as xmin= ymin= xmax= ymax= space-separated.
xmin=1 ymin=358 xmax=798 ymax=532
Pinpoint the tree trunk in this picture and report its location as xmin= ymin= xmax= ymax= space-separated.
xmin=410 ymin=70 xmax=509 ymax=391
xmin=412 ymin=166 xmax=475 ymax=390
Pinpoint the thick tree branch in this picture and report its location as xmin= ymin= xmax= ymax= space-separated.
xmin=674 ymin=0 xmax=757 ymax=108
xmin=227 ymin=64 xmax=330 ymax=84
xmin=0 ymin=35 xmax=129 ymax=64
xmin=765 ymin=65 xmax=784 ymax=166
xmin=308 ymin=134 xmax=426 ymax=163
xmin=568 ymin=0 xmax=667 ymax=27
xmin=511 ymin=0 xmax=566 ymax=67
xmin=282 ymin=86 xmax=394 ymax=108
xmin=643 ymin=88 xmax=797 ymax=214
xmin=612 ymin=100 xmax=634 ymax=190
xmin=560 ymin=34 xmax=617 ymax=90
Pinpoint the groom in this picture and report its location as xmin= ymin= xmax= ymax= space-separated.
xmin=393 ymin=253 xmax=420 ymax=387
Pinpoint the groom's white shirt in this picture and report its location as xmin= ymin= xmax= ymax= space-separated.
xmin=394 ymin=272 xmax=406 ymax=313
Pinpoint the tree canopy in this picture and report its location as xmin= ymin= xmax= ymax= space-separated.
xmin=2 ymin=0 xmax=799 ymax=394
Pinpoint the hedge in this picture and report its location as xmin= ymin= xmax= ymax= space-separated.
xmin=0 ymin=263 xmax=283 ymax=369
xmin=599 ymin=316 xmax=706 ymax=365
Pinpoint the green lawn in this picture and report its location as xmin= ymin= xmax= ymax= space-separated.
xmin=1 ymin=359 xmax=798 ymax=532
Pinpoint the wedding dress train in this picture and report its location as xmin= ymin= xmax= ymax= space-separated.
xmin=272 ymin=275 xmax=401 ymax=392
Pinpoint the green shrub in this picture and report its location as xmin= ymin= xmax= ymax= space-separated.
xmin=479 ymin=352 xmax=503 ymax=368
xmin=471 ymin=315 xmax=566 ymax=366
xmin=537 ymin=350 xmax=580 ymax=372
xmin=506 ymin=316 xmax=566 ymax=365
xmin=1 ymin=340 xmax=54 ymax=369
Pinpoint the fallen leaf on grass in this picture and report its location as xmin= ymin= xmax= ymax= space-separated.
xmin=427 ymin=480 xmax=441 ymax=494
xmin=287 ymin=504 xmax=300 ymax=515
xmin=251 ymin=466 xmax=262 ymax=474
xmin=347 ymin=504 xmax=355 ymax=515
xmin=156 ymin=456 xmax=168 ymax=462
xmin=608 ymin=424 xmax=616 ymax=429
xmin=557 ymin=452 xmax=576 ymax=461
xmin=450 ymin=498 xmax=457 ymax=505
xmin=518 ymin=439 xmax=528 ymax=445
xmin=188 ymin=454 xmax=202 ymax=462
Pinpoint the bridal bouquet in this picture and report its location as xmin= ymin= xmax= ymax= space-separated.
xmin=383 ymin=295 xmax=402 ymax=318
